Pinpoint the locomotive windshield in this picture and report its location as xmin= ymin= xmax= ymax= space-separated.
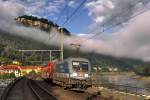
xmin=72 ymin=61 xmax=88 ymax=72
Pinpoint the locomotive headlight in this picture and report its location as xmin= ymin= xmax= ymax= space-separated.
xmin=84 ymin=74 xmax=89 ymax=77
xmin=72 ymin=73 xmax=77 ymax=77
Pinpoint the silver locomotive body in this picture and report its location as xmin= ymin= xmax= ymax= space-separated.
xmin=52 ymin=57 xmax=92 ymax=90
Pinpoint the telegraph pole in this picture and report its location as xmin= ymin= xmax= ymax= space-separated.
xmin=60 ymin=27 xmax=64 ymax=61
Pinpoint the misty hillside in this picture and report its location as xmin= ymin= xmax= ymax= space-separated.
xmin=0 ymin=15 xmax=149 ymax=73
xmin=0 ymin=29 xmax=146 ymax=71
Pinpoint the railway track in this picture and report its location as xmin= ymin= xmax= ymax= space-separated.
xmin=1 ymin=77 xmax=25 ymax=100
xmin=1 ymin=77 xmax=116 ymax=100
xmin=28 ymin=79 xmax=57 ymax=100
xmin=1 ymin=77 xmax=57 ymax=100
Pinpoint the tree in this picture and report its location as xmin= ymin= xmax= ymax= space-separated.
xmin=135 ymin=66 xmax=150 ymax=76
xmin=10 ymin=72 xmax=16 ymax=78
xmin=3 ymin=73 xmax=9 ymax=79
xmin=29 ymin=70 xmax=36 ymax=74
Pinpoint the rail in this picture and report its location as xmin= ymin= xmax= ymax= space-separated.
xmin=28 ymin=79 xmax=57 ymax=100
xmin=0 ymin=77 xmax=24 ymax=100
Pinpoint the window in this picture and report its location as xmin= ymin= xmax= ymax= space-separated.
xmin=72 ymin=61 xmax=89 ymax=72
xmin=56 ymin=62 xmax=69 ymax=73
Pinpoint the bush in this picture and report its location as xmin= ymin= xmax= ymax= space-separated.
xmin=29 ymin=70 xmax=36 ymax=74
xmin=9 ymin=72 xmax=16 ymax=78
xmin=0 ymin=73 xmax=16 ymax=79
xmin=135 ymin=66 xmax=150 ymax=76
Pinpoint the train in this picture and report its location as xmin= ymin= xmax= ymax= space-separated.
xmin=43 ymin=57 xmax=92 ymax=91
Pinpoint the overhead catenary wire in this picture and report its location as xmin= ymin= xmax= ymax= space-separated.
xmin=55 ymin=2 xmax=68 ymax=24
xmin=74 ymin=5 xmax=150 ymax=44
xmin=48 ymin=0 xmax=68 ymax=40
xmin=71 ymin=0 xmax=142 ymax=43
xmin=49 ymin=0 xmax=146 ymax=43
xmin=49 ymin=0 xmax=88 ymax=40
xmin=49 ymin=0 xmax=150 ymax=48
xmin=61 ymin=0 xmax=88 ymax=26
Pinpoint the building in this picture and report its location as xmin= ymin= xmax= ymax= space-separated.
xmin=1 ymin=65 xmax=21 ymax=77
xmin=20 ymin=66 xmax=42 ymax=75
xmin=108 ymin=67 xmax=118 ymax=72
xmin=0 ymin=66 xmax=7 ymax=75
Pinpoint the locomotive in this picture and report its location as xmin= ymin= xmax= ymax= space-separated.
xmin=44 ymin=57 xmax=92 ymax=91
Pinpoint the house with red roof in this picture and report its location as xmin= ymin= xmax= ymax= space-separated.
xmin=0 ymin=65 xmax=21 ymax=77
xmin=20 ymin=66 xmax=42 ymax=75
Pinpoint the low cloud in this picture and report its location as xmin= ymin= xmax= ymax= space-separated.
xmin=0 ymin=0 xmax=62 ymax=46
xmin=85 ymin=0 xmax=150 ymax=27
xmin=71 ymin=10 xmax=150 ymax=62
xmin=1 ymin=0 xmax=150 ymax=62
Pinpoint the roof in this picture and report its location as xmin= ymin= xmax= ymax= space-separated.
xmin=66 ymin=57 xmax=89 ymax=62
xmin=1 ymin=65 xmax=43 ymax=70
xmin=2 ymin=65 xmax=21 ymax=70
xmin=20 ymin=66 xmax=42 ymax=70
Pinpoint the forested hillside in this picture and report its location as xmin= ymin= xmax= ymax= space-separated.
xmin=0 ymin=15 xmax=149 ymax=75
xmin=0 ymin=30 xmax=150 ymax=74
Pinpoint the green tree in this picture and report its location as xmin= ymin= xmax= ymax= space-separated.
xmin=10 ymin=72 xmax=16 ymax=78
xmin=3 ymin=73 xmax=9 ymax=79
xmin=29 ymin=70 xmax=36 ymax=74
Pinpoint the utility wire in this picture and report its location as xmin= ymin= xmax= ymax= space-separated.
xmin=73 ymin=4 xmax=150 ymax=44
xmin=61 ymin=0 xmax=88 ymax=26
xmin=76 ymin=6 xmax=150 ymax=44
xmin=49 ymin=0 xmax=68 ymax=40
xmin=49 ymin=0 xmax=88 ymax=40
xmin=55 ymin=4 xmax=68 ymax=24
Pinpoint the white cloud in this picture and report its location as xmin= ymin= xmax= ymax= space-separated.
xmin=1 ymin=0 xmax=150 ymax=62
xmin=74 ymin=10 xmax=150 ymax=61
xmin=95 ymin=16 xmax=104 ymax=23
xmin=3 ymin=0 xmax=65 ymax=17
xmin=68 ymin=0 xmax=76 ymax=8
xmin=0 ymin=0 xmax=62 ymax=47
xmin=85 ymin=0 xmax=150 ymax=26
xmin=0 ymin=0 xmax=25 ymax=21
xmin=85 ymin=0 xmax=113 ymax=23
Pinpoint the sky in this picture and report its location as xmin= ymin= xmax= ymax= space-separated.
xmin=4 ymin=0 xmax=93 ymax=34
xmin=1 ymin=0 xmax=150 ymax=61
xmin=1 ymin=0 xmax=149 ymax=34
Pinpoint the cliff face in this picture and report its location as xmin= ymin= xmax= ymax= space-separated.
xmin=15 ymin=15 xmax=71 ymax=36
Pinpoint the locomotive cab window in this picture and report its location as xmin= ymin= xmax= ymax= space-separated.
xmin=81 ymin=62 xmax=88 ymax=71
xmin=72 ymin=61 xmax=89 ymax=72
xmin=72 ymin=61 xmax=80 ymax=71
